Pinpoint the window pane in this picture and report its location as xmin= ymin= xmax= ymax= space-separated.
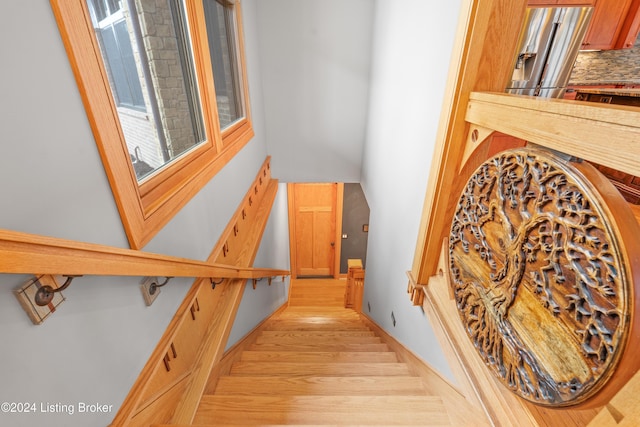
xmin=87 ymin=0 xmax=206 ymax=181
xmin=99 ymin=20 xmax=146 ymax=110
xmin=203 ymin=0 xmax=244 ymax=130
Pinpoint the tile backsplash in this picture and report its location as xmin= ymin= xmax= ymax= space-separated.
xmin=570 ymin=35 xmax=640 ymax=85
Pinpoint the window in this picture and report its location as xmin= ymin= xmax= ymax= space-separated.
xmin=203 ymin=0 xmax=245 ymax=130
xmin=89 ymin=0 xmax=146 ymax=112
xmin=51 ymin=0 xmax=253 ymax=249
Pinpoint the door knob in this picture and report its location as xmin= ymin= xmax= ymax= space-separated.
xmin=330 ymin=242 xmax=335 ymax=247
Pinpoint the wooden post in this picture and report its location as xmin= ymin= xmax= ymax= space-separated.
xmin=344 ymin=259 xmax=364 ymax=311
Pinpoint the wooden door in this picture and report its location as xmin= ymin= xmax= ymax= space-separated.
xmin=289 ymin=183 xmax=339 ymax=277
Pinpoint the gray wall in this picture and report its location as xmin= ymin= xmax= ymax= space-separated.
xmin=0 ymin=1 xmax=289 ymax=426
xmin=359 ymin=0 xmax=462 ymax=384
xmin=340 ymin=183 xmax=370 ymax=274
xmin=254 ymin=0 xmax=374 ymax=183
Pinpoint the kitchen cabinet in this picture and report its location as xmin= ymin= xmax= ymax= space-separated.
xmin=581 ymin=0 xmax=637 ymax=50
xmin=615 ymin=0 xmax=640 ymax=48
xmin=526 ymin=0 xmax=639 ymax=50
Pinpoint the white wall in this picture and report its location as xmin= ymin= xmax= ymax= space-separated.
xmin=255 ymin=0 xmax=374 ymax=182
xmin=0 ymin=1 xmax=288 ymax=426
xmin=360 ymin=0 xmax=463 ymax=383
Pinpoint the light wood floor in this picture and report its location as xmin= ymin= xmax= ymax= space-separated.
xmin=188 ymin=278 xmax=488 ymax=426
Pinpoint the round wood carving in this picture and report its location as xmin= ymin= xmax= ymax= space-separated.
xmin=449 ymin=147 xmax=640 ymax=407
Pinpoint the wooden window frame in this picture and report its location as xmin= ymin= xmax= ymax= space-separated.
xmin=50 ymin=0 xmax=253 ymax=249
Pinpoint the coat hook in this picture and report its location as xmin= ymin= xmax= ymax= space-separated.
xmin=34 ymin=275 xmax=83 ymax=306
xmin=210 ymin=278 xmax=224 ymax=290
xmin=148 ymin=276 xmax=172 ymax=295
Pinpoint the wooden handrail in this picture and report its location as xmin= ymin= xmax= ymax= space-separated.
xmin=0 ymin=229 xmax=289 ymax=280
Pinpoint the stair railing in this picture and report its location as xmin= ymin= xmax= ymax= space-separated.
xmin=1 ymin=228 xmax=289 ymax=302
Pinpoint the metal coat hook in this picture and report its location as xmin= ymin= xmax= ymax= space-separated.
xmin=148 ymin=277 xmax=172 ymax=295
xmin=210 ymin=278 xmax=224 ymax=290
xmin=34 ymin=275 xmax=83 ymax=306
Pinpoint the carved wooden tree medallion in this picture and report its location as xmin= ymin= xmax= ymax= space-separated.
xmin=448 ymin=147 xmax=640 ymax=407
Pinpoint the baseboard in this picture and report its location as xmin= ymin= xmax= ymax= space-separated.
xmin=359 ymin=312 xmax=467 ymax=398
xmin=358 ymin=311 xmax=492 ymax=427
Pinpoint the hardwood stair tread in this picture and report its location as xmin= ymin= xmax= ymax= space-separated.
xmin=240 ymin=351 xmax=398 ymax=363
xmin=193 ymin=395 xmax=450 ymax=425
xmin=255 ymin=335 xmax=382 ymax=345
xmin=249 ymin=342 xmax=389 ymax=352
xmin=267 ymin=318 xmax=365 ymax=322
xmin=229 ymin=361 xmax=412 ymax=376
xmin=212 ymin=375 xmax=428 ymax=396
xmin=259 ymin=330 xmax=376 ymax=337
xmin=273 ymin=311 xmax=360 ymax=318
xmin=264 ymin=323 xmax=371 ymax=331
xmin=190 ymin=279 xmax=468 ymax=426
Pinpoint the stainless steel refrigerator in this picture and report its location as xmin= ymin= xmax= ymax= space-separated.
xmin=506 ymin=6 xmax=593 ymax=98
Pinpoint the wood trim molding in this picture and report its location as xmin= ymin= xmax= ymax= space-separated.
xmin=406 ymin=270 xmax=426 ymax=306
xmin=334 ymin=183 xmax=344 ymax=278
xmin=411 ymin=0 xmax=527 ymax=284
xmin=287 ymin=183 xmax=298 ymax=279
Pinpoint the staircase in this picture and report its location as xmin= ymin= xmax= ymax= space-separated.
xmin=185 ymin=278 xmax=469 ymax=426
